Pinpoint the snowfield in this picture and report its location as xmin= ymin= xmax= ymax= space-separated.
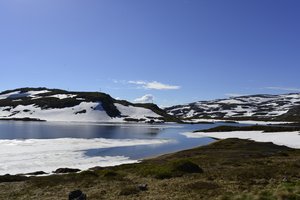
xmin=0 ymin=137 xmax=172 ymax=175
xmin=182 ymin=131 xmax=300 ymax=149
xmin=48 ymin=94 xmax=77 ymax=99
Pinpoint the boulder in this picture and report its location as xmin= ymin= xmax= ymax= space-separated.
xmin=53 ymin=168 xmax=80 ymax=174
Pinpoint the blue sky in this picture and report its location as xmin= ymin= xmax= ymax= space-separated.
xmin=0 ymin=0 xmax=299 ymax=106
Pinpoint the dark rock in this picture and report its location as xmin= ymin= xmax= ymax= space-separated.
xmin=69 ymin=190 xmax=87 ymax=200
xmin=25 ymin=171 xmax=48 ymax=176
xmin=75 ymin=110 xmax=86 ymax=115
xmin=53 ymin=168 xmax=80 ymax=174
xmin=138 ymin=184 xmax=148 ymax=191
xmin=148 ymin=119 xmax=155 ymax=124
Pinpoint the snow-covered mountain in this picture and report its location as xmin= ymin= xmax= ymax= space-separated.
xmin=165 ymin=93 xmax=300 ymax=122
xmin=0 ymin=88 xmax=179 ymax=123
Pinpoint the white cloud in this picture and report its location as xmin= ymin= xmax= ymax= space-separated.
xmin=129 ymin=80 xmax=180 ymax=90
xmin=134 ymin=94 xmax=154 ymax=103
xmin=265 ymin=87 xmax=300 ymax=92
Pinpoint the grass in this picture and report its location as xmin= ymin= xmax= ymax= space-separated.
xmin=0 ymin=138 xmax=299 ymax=199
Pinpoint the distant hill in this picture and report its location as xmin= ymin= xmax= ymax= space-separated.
xmin=0 ymin=87 xmax=180 ymax=123
xmin=165 ymin=93 xmax=300 ymax=122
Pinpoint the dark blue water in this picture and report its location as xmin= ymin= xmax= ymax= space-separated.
xmin=0 ymin=121 xmax=242 ymax=161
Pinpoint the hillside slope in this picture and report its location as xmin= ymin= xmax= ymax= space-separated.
xmin=0 ymin=88 xmax=180 ymax=123
xmin=165 ymin=93 xmax=300 ymax=122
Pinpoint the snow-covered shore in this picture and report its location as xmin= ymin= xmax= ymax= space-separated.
xmin=0 ymin=138 xmax=172 ymax=175
xmin=183 ymin=118 xmax=293 ymax=125
xmin=182 ymin=131 xmax=300 ymax=149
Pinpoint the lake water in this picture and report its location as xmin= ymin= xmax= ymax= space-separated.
xmin=0 ymin=121 xmax=239 ymax=175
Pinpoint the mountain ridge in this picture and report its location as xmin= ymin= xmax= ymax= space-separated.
xmin=165 ymin=93 xmax=300 ymax=122
xmin=0 ymin=87 xmax=180 ymax=123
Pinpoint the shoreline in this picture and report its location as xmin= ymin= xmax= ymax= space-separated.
xmin=182 ymin=131 xmax=300 ymax=149
xmin=1 ymin=138 xmax=299 ymax=199
xmin=0 ymin=117 xmax=295 ymax=124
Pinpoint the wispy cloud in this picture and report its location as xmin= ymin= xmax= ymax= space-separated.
xmin=133 ymin=94 xmax=154 ymax=103
xmin=264 ymin=86 xmax=300 ymax=92
xmin=225 ymin=93 xmax=248 ymax=97
xmin=129 ymin=81 xmax=181 ymax=90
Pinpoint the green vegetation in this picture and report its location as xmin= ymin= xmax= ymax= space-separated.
xmin=196 ymin=125 xmax=300 ymax=133
xmin=1 ymin=138 xmax=299 ymax=199
xmin=133 ymin=159 xmax=203 ymax=180
xmin=119 ymin=186 xmax=140 ymax=196
xmin=0 ymin=174 xmax=29 ymax=183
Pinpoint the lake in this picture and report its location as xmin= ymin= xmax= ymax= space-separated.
xmin=0 ymin=121 xmax=239 ymax=175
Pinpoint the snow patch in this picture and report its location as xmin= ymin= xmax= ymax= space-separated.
xmin=48 ymin=94 xmax=77 ymax=99
xmin=182 ymin=131 xmax=300 ymax=149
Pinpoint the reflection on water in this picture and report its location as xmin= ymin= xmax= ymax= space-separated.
xmin=0 ymin=121 xmax=180 ymax=139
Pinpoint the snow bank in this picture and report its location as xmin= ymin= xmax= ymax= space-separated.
xmin=236 ymin=120 xmax=293 ymax=125
xmin=181 ymin=131 xmax=300 ymax=149
xmin=183 ymin=119 xmax=292 ymax=125
xmin=0 ymin=137 xmax=171 ymax=175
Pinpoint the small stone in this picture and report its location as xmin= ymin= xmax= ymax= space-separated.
xmin=138 ymin=184 xmax=148 ymax=191
xmin=69 ymin=190 xmax=87 ymax=200
xmin=282 ymin=176 xmax=289 ymax=182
